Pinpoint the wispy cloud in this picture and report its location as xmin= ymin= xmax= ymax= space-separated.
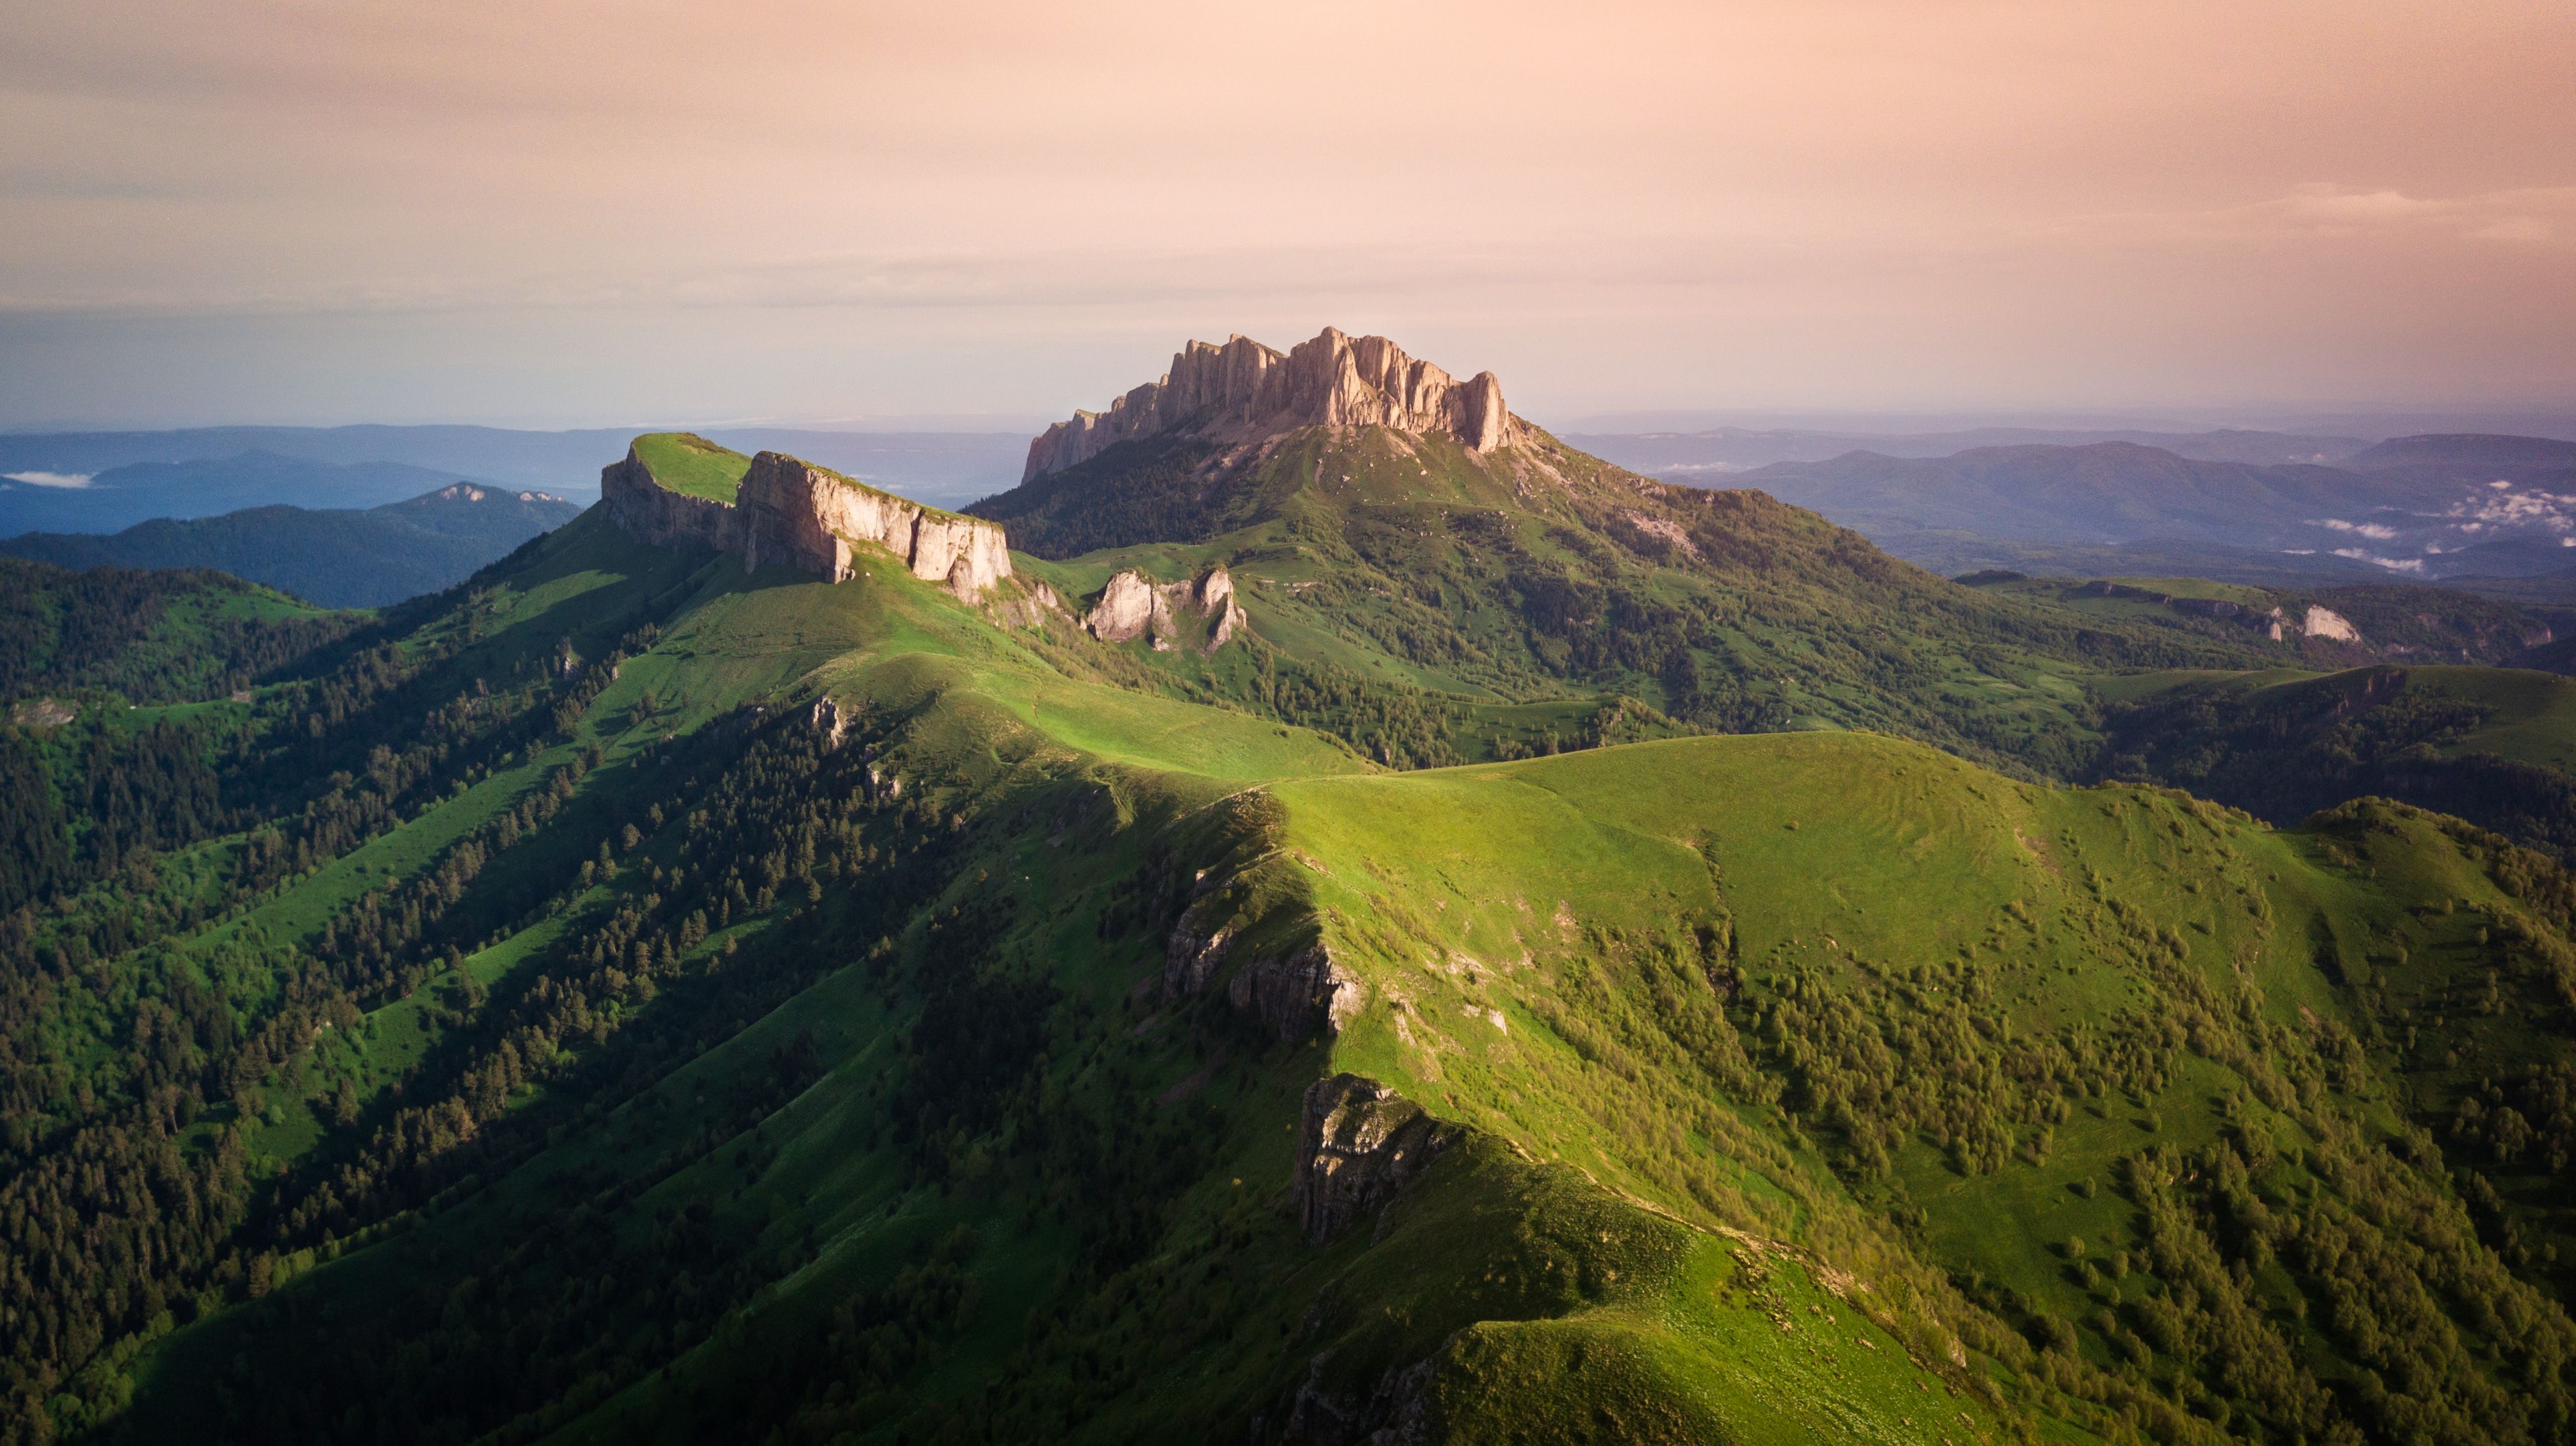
xmin=2331 ymin=547 xmax=2426 ymax=574
xmin=2066 ymin=182 xmax=2575 ymax=248
xmin=2253 ymin=183 xmax=2569 ymax=244
xmin=2 ymin=470 xmax=90 ymax=488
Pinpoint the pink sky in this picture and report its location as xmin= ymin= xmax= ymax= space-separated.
xmin=2 ymin=1 xmax=2569 ymax=428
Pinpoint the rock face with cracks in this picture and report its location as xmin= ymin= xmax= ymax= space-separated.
xmin=1293 ymin=1074 xmax=1456 ymax=1244
xmin=1083 ymin=565 xmax=1249 ymax=652
xmin=1022 ymin=327 xmax=1521 ymax=482
xmin=604 ymin=444 xmax=1011 ymax=599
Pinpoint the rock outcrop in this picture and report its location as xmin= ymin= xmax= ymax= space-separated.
xmin=1228 ymin=941 xmax=1364 ymax=1042
xmin=1023 ymin=327 xmax=1521 ymax=482
xmin=810 ymin=695 xmax=850 ymax=750
xmin=1082 ymin=566 xmax=1249 ymax=652
xmin=1280 ymin=1349 xmax=1440 ymax=1446
xmin=1293 ymin=1075 xmax=1456 ymax=1244
xmin=603 ymin=444 xmax=1011 ymax=599
xmin=2303 ymin=605 xmax=2361 ymax=643
xmin=8 ymin=698 xmax=75 ymax=732
xmin=1162 ymin=900 xmax=1360 ymax=1041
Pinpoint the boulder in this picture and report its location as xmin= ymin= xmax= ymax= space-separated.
xmin=810 ymin=695 xmax=848 ymax=750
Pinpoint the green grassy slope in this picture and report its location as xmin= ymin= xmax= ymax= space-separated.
xmin=11 ymin=449 xmax=2576 ymax=1446
xmin=633 ymin=431 xmax=992 ymax=526
xmin=634 ymin=431 xmax=754 ymax=501
xmin=1251 ymin=734 xmax=2576 ymax=1442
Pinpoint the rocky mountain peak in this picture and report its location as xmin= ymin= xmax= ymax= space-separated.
xmin=603 ymin=442 xmax=1011 ymax=599
xmin=1021 ymin=327 xmax=1521 ymax=482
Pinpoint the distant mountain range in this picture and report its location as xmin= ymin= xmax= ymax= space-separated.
xmin=0 ymin=482 xmax=582 ymax=607
xmin=0 ymin=452 xmax=489 ymax=535
xmin=1567 ymin=424 xmax=2373 ymax=472
xmin=0 ymin=425 xmax=1029 ymax=513
xmin=17 ymin=420 xmax=2576 ymax=613
xmin=1567 ymin=433 xmax=2576 ymax=589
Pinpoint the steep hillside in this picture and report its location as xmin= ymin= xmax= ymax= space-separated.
xmin=0 ymin=433 xmax=2571 ymax=1445
xmin=0 ymin=484 xmax=581 ymax=607
xmin=604 ymin=433 xmax=1010 ymax=596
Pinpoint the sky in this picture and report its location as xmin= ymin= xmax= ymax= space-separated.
xmin=1 ymin=0 xmax=2571 ymax=432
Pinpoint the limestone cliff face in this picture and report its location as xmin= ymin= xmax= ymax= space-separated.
xmin=1082 ymin=565 xmax=1249 ymax=652
xmin=602 ymin=445 xmax=1010 ymax=599
xmin=1023 ymin=327 xmax=1521 ymax=482
xmin=2302 ymin=605 xmax=2361 ymax=643
xmin=600 ymin=449 xmax=747 ymax=555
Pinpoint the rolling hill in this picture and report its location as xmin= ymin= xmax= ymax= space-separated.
xmin=5 ymin=334 xmax=2576 ymax=1446
xmin=2085 ymin=664 xmax=2576 ymax=861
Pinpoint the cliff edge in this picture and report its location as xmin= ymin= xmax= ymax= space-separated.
xmin=602 ymin=437 xmax=1011 ymax=599
xmin=1021 ymin=327 xmax=1521 ymax=482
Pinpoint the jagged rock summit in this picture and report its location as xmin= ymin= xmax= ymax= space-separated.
xmin=1021 ymin=327 xmax=1522 ymax=482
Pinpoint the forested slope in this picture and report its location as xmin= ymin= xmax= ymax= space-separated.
xmin=2093 ymin=665 xmax=2576 ymax=863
